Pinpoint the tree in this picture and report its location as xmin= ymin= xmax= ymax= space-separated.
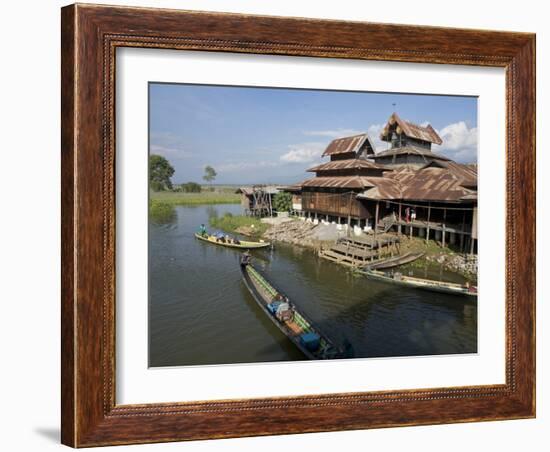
xmin=149 ymin=154 xmax=175 ymax=191
xmin=273 ymin=192 xmax=292 ymax=213
xmin=202 ymin=165 xmax=217 ymax=187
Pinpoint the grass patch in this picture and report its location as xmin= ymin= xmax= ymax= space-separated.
xmin=399 ymin=235 xmax=458 ymax=257
xmin=150 ymin=190 xmax=240 ymax=206
xmin=209 ymin=213 xmax=268 ymax=238
xmin=149 ymin=200 xmax=176 ymax=224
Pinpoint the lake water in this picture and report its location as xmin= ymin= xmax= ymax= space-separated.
xmin=149 ymin=204 xmax=477 ymax=367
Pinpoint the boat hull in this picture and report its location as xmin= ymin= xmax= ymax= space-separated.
xmin=240 ymin=264 xmax=344 ymax=360
xmin=360 ymin=269 xmax=477 ymax=298
xmin=195 ymin=233 xmax=270 ymax=249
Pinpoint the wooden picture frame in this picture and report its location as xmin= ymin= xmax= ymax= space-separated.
xmin=61 ymin=3 xmax=536 ymax=447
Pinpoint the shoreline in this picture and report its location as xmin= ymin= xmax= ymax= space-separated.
xmin=260 ymin=217 xmax=478 ymax=282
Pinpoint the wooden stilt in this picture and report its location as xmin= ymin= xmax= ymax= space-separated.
xmin=460 ymin=210 xmax=466 ymax=252
xmin=398 ymin=202 xmax=402 ymax=235
xmin=442 ymin=208 xmax=447 ymax=248
xmin=426 ymin=203 xmax=431 ymax=243
xmin=374 ymin=201 xmax=379 ymax=239
xmin=347 ymin=192 xmax=352 ymax=236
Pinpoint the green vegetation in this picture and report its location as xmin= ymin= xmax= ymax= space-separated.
xmin=273 ymin=192 xmax=292 ymax=212
xmin=177 ymin=181 xmax=202 ymax=193
xmin=209 ymin=212 xmax=268 ymax=238
xmin=149 ymin=155 xmax=175 ymax=191
xmin=149 ymin=200 xmax=176 ymax=224
xmin=401 ymin=235 xmax=458 ymax=257
xmin=150 ymin=188 xmax=240 ymax=206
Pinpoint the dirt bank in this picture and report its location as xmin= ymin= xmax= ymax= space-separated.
xmin=260 ymin=217 xmax=478 ymax=279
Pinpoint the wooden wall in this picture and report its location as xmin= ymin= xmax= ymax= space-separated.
xmin=301 ymin=191 xmax=369 ymax=218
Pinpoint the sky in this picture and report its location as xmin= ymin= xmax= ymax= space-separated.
xmin=149 ymin=83 xmax=478 ymax=185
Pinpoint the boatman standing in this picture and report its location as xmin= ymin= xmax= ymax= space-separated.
xmin=240 ymin=250 xmax=251 ymax=267
xmin=198 ymin=223 xmax=207 ymax=237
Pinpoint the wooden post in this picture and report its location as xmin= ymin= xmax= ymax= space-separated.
xmin=460 ymin=210 xmax=466 ymax=252
xmin=347 ymin=192 xmax=353 ymax=236
xmin=426 ymin=203 xmax=431 ymax=243
xmin=442 ymin=208 xmax=447 ymax=248
xmin=374 ymin=201 xmax=379 ymax=239
xmin=398 ymin=202 xmax=402 ymax=235
xmin=470 ymin=207 xmax=477 ymax=255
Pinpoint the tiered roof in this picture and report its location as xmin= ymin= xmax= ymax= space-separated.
xmin=290 ymin=115 xmax=477 ymax=203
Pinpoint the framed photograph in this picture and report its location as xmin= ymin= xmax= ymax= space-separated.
xmin=61 ymin=3 xmax=535 ymax=447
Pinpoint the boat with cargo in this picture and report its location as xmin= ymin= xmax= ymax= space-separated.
xmin=195 ymin=232 xmax=270 ymax=249
xmin=240 ymin=258 xmax=350 ymax=360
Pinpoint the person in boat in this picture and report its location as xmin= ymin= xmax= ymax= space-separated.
xmin=198 ymin=224 xmax=207 ymax=237
xmin=240 ymin=250 xmax=251 ymax=267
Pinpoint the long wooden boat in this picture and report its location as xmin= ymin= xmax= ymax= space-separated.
xmin=195 ymin=233 xmax=270 ymax=249
xmin=240 ymin=262 xmax=349 ymax=360
xmin=365 ymin=252 xmax=425 ymax=270
xmin=359 ymin=269 xmax=477 ymax=298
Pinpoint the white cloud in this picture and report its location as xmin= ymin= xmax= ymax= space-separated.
xmin=367 ymin=124 xmax=388 ymax=152
xmin=150 ymin=144 xmax=191 ymax=159
xmin=280 ymin=142 xmax=326 ymax=163
xmin=436 ymin=121 xmax=478 ymax=163
xmin=303 ymin=128 xmax=363 ymax=139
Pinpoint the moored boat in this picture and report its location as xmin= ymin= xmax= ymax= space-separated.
xmin=359 ymin=269 xmax=477 ymax=298
xmin=195 ymin=233 xmax=271 ymax=249
xmin=240 ymin=260 xmax=350 ymax=360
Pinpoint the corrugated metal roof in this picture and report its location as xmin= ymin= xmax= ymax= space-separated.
xmin=380 ymin=112 xmax=443 ymax=145
xmin=279 ymin=184 xmax=302 ymax=193
xmin=300 ymin=176 xmax=376 ymax=189
xmin=371 ymin=146 xmax=451 ymax=162
xmin=442 ymin=162 xmax=477 ymax=186
xmin=357 ymin=166 xmax=476 ymax=202
xmin=321 ymin=133 xmax=375 ymax=156
xmin=236 ymin=185 xmax=281 ymax=195
xmin=307 ymin=159 xmax=387 ymax=172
